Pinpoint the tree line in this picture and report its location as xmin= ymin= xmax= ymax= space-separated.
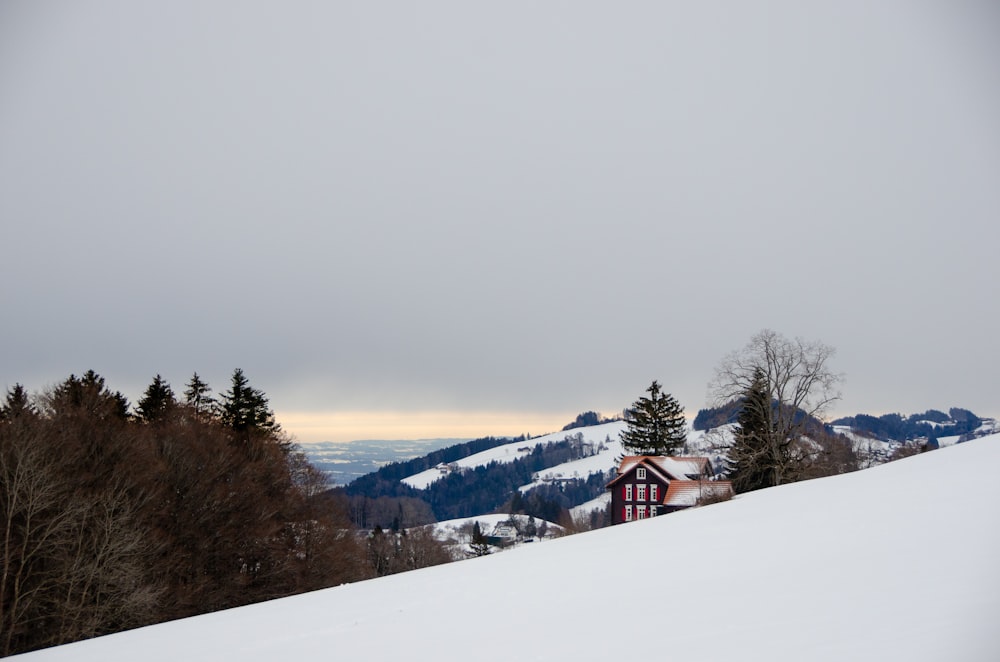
xmin=0 ymin=370 xmax=449 ymax=656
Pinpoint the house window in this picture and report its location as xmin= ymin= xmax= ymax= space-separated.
xmin=649 ymin=505 xmax=657 ymax=517
xmin=637 ymin=506 xmax=646 ymax=520
xmin=637 ymin=467 xmax=646 ymax=480
xmin=625 ymin=484 xmax=633 ymax=501
xmin=637 ymin=484 xmax=647 ymax=501
xmin=625 ymin=505 xmax=633 ymax=522
xmin=650 ymin=484 xmax=658 ymax=502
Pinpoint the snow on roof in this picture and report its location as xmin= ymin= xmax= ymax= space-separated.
xmin=616 ymin=456 xmax=642 ymax=475
xmin=662 ymin=480 xmax=734 ymax=507
xmin=608 ymin=455 xmax=710 ymax=487
xmin=647 ymin=456 xmax=710 ymax=479
xmin=608 ymin=456 xmax=669 ymax=487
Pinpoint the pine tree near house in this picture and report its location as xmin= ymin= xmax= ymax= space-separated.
xmin=725 ymin=367 xmax=777 ymax=493
xmin=620 ymin=380 xmax=687 ymax=457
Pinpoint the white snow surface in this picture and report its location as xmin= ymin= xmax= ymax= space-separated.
xmin=570 ymin=491 xmax=610 ymax=517
xmin=19 ymin=436 xmax=1000 ymax=661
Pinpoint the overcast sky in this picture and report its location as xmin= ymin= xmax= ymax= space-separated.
xmin=1 ymin=1 xmax=998 ymax=442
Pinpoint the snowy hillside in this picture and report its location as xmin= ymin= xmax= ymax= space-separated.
xmin=401 ymin=421 xmax=627 ymax=489
xmin=402 ymin=420 xmax=727 ymax=498
xmin=21 ymin=435 xmax=1000 ymax=661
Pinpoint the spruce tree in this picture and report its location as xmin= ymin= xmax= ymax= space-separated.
xmin=219 ymin=368 xmax=277 ymax=433
xmin=135 ymin=374 xmax=175 ymax=423
xmin=620 ymin=380 xmax=687 ymax=456
xmin=183 ymin=372 xmax=215 ymax=417
xmin=469 ymin=521 xmax=491 ymax=557
xmin=0 ymin=384 xmax=33 ymax=420
xmin=725 ymin=367 xmax=776 ymax=493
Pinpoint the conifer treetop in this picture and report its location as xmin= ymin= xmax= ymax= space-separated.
xmin=620 ymin=380 xmax=687 ymax=457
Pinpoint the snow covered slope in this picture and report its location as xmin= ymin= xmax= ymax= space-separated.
xmin=19 ymin=436 xmax=999 ymax=661
xmin=402 ymin=421 xmax=627 ymax=489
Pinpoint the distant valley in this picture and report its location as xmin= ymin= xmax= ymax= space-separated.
xmin=299 ymin=438 xmax=468 ymax=485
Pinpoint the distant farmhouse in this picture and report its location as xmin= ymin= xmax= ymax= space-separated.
xmin=607 ymin=456 xmax=734 ymax=524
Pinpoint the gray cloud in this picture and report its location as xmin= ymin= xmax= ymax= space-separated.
xmin=2 ymin=1 xmax=998 ymax=431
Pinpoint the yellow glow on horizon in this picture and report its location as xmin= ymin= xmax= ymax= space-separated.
xmin=277 ymin=410 xmax=583 ymax=443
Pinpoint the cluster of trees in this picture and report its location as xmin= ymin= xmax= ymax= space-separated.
xmin=366 ymin=526 xmax=451 ymax=577
xmin=562 ymin=411 xmax=619 ymax=431
xmin=713 ymin=329 xmax=854 ymax=493
xmin=0 ymin=370 xmax=372 ymax=656
xmin=344 ymin=495 xmax=438 ymax=531
xmin=831 ymin=408 xmax=983 ymax=442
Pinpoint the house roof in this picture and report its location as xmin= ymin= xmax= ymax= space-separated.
xmin=646 ymin=456 xmax=711 ymax=480
xmin=662 ymin=480 xmax=734 ymax=507
xmin=607 ymin=455 xmax=712 ymax=488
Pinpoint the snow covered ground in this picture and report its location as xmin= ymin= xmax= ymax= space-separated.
xmin=569 ymin=491 xmax=610 ymax=518
xmin=19 ymin=434 xmax=1000 ymax=661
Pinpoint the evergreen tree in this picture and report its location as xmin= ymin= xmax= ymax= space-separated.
xmin=49 ymin=371 xmax=130 ymax=420
xmin=469 ymin=521 xmax=491 ymax=557
xmin=218 ymin=369 xmax=276 ymax=433
xmin=726 ymin=367 xmax=777 ymax=493
xmin=135 ymin=374 xmax=176 ymax=423
xmin=183 ymin=372 xmax=215 ymax=416
xmin=0 ymin=384 xmax=34 ymax=421
xmin=619 ymin=380 xmax=687 ymax=456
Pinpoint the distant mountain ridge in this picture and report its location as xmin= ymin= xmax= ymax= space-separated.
xmin=695 ymin=401 xmax=994 ymax=443
xmin=830 ymin=407 xmax=992 ymax=443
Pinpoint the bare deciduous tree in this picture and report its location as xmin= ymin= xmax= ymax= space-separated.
xmin=0 ymin=410 xmax=160 ymax=656
xmin=710 ymin=329 xmax=843 ymax=485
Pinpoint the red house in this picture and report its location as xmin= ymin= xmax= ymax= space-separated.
xmin=607 ymin=456 xmax=734 ymax=524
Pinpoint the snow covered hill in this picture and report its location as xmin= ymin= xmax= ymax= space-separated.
xmin=401 ymin=420 xmax=627 ymax=489
xmin=21 ymin=435 xmax=1000 ymax=661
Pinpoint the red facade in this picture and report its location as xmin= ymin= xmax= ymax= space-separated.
xmin=607 ymin=456 xmax=724 ymax=525
xmin=608 ymin=462 xmax=670 ymax=525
